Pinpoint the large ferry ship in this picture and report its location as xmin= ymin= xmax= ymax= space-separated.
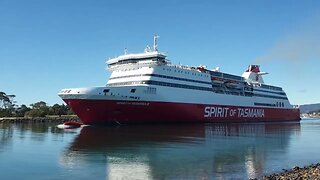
xmin=58 ymin=36 xmax=300 ymax=124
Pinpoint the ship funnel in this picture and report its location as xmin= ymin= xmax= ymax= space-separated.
xmin=242 ymin=65 xmax=267 ymax=84
xmin=246 ymin=65 xmax=260 ymax=73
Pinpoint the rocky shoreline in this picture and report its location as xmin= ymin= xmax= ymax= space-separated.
xmin=0 ymin=116 xmax=80 ymax=123
xmin=256 ymin=163 xmax=320 ymax=180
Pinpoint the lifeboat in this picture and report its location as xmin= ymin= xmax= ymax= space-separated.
xmin=211 ymin=77 xmax=224 ymax=83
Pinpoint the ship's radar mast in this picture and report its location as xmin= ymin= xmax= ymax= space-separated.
xmin=153 ymin=34 xmax=159 ymax=52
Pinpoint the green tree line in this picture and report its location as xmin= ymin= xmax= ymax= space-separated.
xmin=0 ymin=91 xmax=74 ymax=118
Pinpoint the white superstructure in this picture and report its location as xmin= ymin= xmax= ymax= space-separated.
xmin=104 ymin=36 xmax=290 ymax=109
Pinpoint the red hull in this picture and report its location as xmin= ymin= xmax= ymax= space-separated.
xmin=63 ymin=99 xmax=301 ymax=125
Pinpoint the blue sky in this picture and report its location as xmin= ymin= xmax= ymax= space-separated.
xmin=1 ymin=0 xmax=320 ymax=106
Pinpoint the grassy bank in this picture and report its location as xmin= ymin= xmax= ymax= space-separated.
xmin=0 ymin=115 xmax=80 ymax=123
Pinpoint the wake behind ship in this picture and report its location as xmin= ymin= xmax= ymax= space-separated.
xmin=58 ymin=36 xmax=300 ymax=124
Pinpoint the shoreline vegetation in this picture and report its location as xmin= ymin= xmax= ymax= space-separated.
xmin=0 ymin=115 xmax=80 ymax=123
xmin=1 ymin=91 xmax=77 ymax=121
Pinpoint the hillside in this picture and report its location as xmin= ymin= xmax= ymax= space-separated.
xmin=299 ymin=103 xmax=320 ymax=114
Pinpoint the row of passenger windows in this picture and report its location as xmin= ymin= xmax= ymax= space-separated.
xmin=116 ymin=67 xmax=143 ymax=72
xmin=162 ymin=68 xmax=209 ymax=78
xmin=254 ymin=102 xmax=285 ymax=107
xmin=109 ymin=57 xmax=163 ymax=67
xmin=276 ymin=102 xmax=285 ymax=107
xmin=254 ymin=88 xmax=286 ymax=96
xmin=112 ymin=66 xmax=246 ymax=82
xmin=145 ymin=87 xmax=156 ymax=94
xmin=109 ymin=73 xmax=211 ymax=85
xmin=254 ymin=93 xmax=288 ymax=100
xmin=108 ymin=80 xmax=212 ymax=91
xmin=108 ymin=80 xmax=288 ymax=100
xmin=254 ymin=102 xmax=277 ymax=107
xmin=146 ymin=80 xmax=212 ymax=91
xmin=260 ymin=84 xmax=282 ymax=91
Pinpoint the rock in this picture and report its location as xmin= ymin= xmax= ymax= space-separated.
xmin=261 ymin=164 xmax=320 ymax=180
xmin=292 ymin=166 xmax=300 ymax=171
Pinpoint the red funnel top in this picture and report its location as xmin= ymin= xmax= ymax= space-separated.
xmin=246 ymin=65 xmax=260 ymax=73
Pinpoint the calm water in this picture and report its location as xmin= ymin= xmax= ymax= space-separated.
xmin=1 ymin=119 xmax=320 ymax=180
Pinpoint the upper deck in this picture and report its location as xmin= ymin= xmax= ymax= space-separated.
xmin=107 ymin=35 xmax=169 ymax=70
xmin=107 ymin=51 xmax=168 ymax=70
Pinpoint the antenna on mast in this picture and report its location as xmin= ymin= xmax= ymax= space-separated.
xmin=153 ymin=34 xmax=159 ymax=52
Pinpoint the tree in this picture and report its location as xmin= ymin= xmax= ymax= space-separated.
xmin=25 ymin=109 xmax=46 ymax=117
xmin=30 ymin=101 xmax=47 ymax=109
xmin=49 ymin=104 xmax=68 ymax=116
xmin=0 ymin=91 xmax=16 ymax=117
xmin=25 ymin=101 xmax=49 ymax=117
xmin=15 ymin=104 xmax=31 ymax=117
xmin=0 ymin=92 xmax=15 ymax=109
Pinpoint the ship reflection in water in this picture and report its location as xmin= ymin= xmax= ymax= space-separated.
xmin=61 ymin=122 xmax=301 ymax=179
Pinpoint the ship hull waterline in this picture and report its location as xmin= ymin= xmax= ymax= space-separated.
xmin=63 ymin=99 xmax=301 ymax=125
